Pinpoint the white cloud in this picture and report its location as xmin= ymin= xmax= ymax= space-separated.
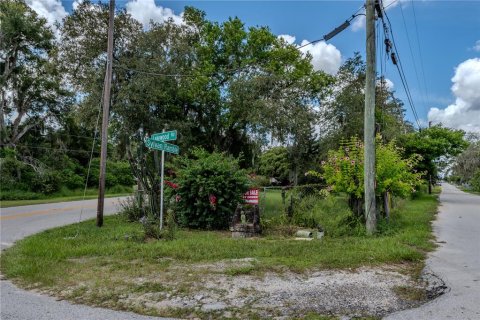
xmin=72 ymin=0 xmax=84 ymax=11
xmin=451 ymin=58 xmax=480 ymax=110
xmin=385 ymin=78 xmax=394 ymax=90
xmin=429 ymin=103 xmax=480 ymax=133
xmin=473 ymin=40 xmax=480 ymax=52
xmin=298 ymin=40 xmax=342 ymax=75
xmin=278 ymin=34 xmax=296 ymax=45
xmin=277 ymin=34 xmax=342 ymax=75
xmin=428 ymin=58 xmax=480 ymax=133
xmin=351 ymin=14 xmax=365 ymax=32
xmin=26 ymin=0 xmax=67 ymax=27
xmin=377 ymin=78 xmax=394 ymax=90
xmin=126 ymin=0 xmax=183 ymax=29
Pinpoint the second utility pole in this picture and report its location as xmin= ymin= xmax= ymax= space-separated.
xmin=364 ymin=0 xmax=377 ymax=234
xmin=97 ymin=0 xmax=115 ymax=227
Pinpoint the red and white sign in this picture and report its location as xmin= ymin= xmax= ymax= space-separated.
xmin=243 ymin=188 xmax=259 ymax=205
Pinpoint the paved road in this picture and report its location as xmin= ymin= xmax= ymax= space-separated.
xmin=385 ymin=183 xmax=480 ymax=320
xmin=0 ymin=197 xmax=167 ymax=320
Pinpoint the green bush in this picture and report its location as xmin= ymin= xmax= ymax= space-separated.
xmin=88 ymin=159 xmax=134 ymax=188
xmin=175 ymin=149 xmax=249 ymax=230
xmin=60 ymin=168 xmax=85 ymax=190
xmin=249 ymin=174 xmax=271 ymax=188
xmin=258 ymin=147 xmax=290 ymax=184
xmin=0 ymin=190 xmax=43 ymax=200
xmin=470 ymin=169 xmax=480 ymax=192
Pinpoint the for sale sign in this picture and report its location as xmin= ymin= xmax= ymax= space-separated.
xmin=243 ymin=188 xmax=259 ymax=205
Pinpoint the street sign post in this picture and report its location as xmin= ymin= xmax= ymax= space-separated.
xmin=145 ymin=139 xmax=179 ymax=154
xmin=145 ymin=130 xmax=179 ymax=231
xmin=150 ymin=130 xmax=177 ymax=142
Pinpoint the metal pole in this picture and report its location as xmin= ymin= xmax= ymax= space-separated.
xmin=159 ymin=129 xmax=165 ymax=230
xmin=365 ymin=0 xmax=377 ymax=234
xmin=96 ymin=0 xmax=115 ymax=227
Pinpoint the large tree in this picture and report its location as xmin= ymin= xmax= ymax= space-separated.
xmin=319 ymin=53 xmax=412 ymax=156
xmin=450 ymin=139 xmax=480 ymax=185
xmin=0 ymin=0 xmax=70 ymax=147
xmin=399 ymin=125 xmax=468 ymax=192
xmin=58 ymin=4 xmax=333 ymax=217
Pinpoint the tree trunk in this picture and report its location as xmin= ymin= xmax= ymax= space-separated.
xmin=428 ymin=174 xmax=432 ymax=194
xmin=383 ymin=191 xmax=390 ymax=222
xmin=348 ymin=195 xmax=365 ymax=217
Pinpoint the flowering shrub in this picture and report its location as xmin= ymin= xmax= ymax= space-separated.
xmin=175 ymin=148 xmax=249 ymax=229
xmin=308 ymin=136 xmax=423 ymax=212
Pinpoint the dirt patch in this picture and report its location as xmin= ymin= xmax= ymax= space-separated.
xmin=56 ymin=258 xmax=435 ymax=319
xmin=36 ymin=258 xmax=448 ymax=319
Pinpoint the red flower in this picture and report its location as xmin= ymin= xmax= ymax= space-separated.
xmin=209 ymin=194 xmax=217 ymax=206
xmin=164 ymin=180 xmax=178 ymax=189
xmin=175 ymin=195 xmax=181 ymax=202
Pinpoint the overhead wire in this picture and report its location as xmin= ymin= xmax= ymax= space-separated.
xmin=410 ymin=0 xmax=431 ymax=110
xmin=377 ymin=17 xmax=386 ymax=137
xmin=27 ymin=128 xmax=98 ymax=141
xmin=297 ymin=4 xmax=366 ymax=50
xmin=380 ymin=1 xmax=422 ymax=130
xmin=399 ymin=3 xmax=428 ymax=114
xmin=384 ymin=0 xmax=399 ymax=10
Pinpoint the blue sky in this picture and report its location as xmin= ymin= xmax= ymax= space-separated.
xmin=36 ymin=0 xmax=480 ymax=132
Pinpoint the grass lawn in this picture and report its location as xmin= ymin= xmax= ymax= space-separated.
xmin=0 ymin=193 xmax=132 ymax=208
xmin=0 ymin=190 xmax=439 ymax=319
xmin=460 ymin=188 xmax=480 ymax=196
xmin=260 ymin=188 xmax=285 ymax=218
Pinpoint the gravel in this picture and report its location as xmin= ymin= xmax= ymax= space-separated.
xmin=119 ymin=264 xmax=431 ymax=319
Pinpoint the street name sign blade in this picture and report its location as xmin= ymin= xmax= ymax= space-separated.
xmin=145 ymin=139 xmax=179 ymax=154
xmin=151 ymin=130 xmax=177 ymax=142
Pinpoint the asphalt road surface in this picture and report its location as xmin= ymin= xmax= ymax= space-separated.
xmin=385 ymin=183 xmax=480 ymax=320
xmin=0 ymin=197 xmax=168 ymax=320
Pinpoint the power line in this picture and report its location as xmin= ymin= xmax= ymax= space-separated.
xmin=297 ymin=10 xmax=365 ymax=50
xmin=28 ymin=128 xmax=98 ymax=141
xmin=399 ymin=3 xmax=428 ymax=114
xmin=384 ymin=0 xmax=399 ymax=10
xmin=380 ymin=2 xmax=422 ymax=130
xmin=410 ymin=0 xmax=431 ymax=110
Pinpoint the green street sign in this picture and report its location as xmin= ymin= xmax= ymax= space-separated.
xmin=145 ymin=139 xmax=179 ymax=154
xmin=150 ymin=130 xmax=177 ymax=142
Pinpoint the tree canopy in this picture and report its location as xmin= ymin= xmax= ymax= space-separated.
xmin=399 ymin=125 xmax=468 ymax=182
xmin=0 ymin=0 xmax=70 ymax=147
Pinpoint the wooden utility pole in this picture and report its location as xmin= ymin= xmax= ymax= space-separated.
xmin=428 ymin=121 xmax=432 ymax=194
xmin=364 ymin=0 xmax=377 ymax=234
xmin=97 ymin=0 xmax=115 ymax=227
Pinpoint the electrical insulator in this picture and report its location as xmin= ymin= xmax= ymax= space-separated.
xmin=375 ymin=1 xmax=383 ymax=18
xmin=384 ymin=39 xmax=392 ymax=53
xmin=391 ymin=52 xmax=398 ymax=65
